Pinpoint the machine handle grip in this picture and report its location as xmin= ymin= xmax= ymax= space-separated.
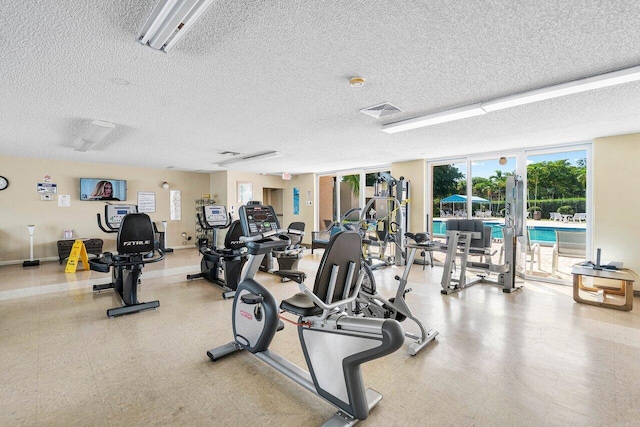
xmin=96 ymin=213 xmax=118 ymax=234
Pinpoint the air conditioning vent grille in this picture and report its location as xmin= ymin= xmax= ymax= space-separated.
xmin=360 ymin=102 xmax=404 ymax=119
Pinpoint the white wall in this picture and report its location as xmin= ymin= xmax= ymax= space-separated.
xmin=593 ymin=133 xmax=640 ymax=290
xmin=0 ymin=155 xmax=210 ymax=263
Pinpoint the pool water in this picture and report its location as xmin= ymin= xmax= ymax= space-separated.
xmin=432 ymin=221 xmax=585 ymax=244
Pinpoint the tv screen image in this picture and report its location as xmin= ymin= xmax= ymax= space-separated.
xmin=80 ymin=178 xmax=127 ymax=201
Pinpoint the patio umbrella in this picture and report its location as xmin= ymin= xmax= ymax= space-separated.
xmin=440 ymin=194 xmax=490 ymax=216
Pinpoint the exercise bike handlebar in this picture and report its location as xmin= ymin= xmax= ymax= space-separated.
xmin=240 ymin=229 xmax=282 ymax=242
xmin=241 ymin=230 xmax=291 ymax=255
xmin=296 ymin=268 xmax=365 ymax=316
xmin=96 ymin=213 xmax=118 ymax=233
xmin=285 ymin=228 xmax=305 ymax=237
xmin=109 ymin=249 xmax=166 ymax=267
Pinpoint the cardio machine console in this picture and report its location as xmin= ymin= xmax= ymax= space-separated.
xmin=239 ymin=204 xmax=281 ymax=237
xmin=203 ymin=205 xmax=228 ymax=227
xmin=106 ymin=204 xmax=137 ymax=229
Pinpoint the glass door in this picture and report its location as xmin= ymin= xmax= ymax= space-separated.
xmin=431 ymin=161 xmax=466 ymax=243
xmin=317 ymin=175 xmax=337 ymax=230
xmin=427 ymin=145 xmax=591 ymax=285
xmin=524 ymin=148 xmax=589 ymax=282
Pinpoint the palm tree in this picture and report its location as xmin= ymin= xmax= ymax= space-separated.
xmin=341 ymin=174 xmax=359 ymax=197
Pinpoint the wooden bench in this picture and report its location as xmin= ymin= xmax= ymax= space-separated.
xmin=57 ymin=239 xmax=104 ymax=264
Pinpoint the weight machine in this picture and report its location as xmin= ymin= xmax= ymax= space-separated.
xmin=441 ymin=175 xmax=523 ymax=294
xmin=357 ymin=173 xmax=410 ymax=269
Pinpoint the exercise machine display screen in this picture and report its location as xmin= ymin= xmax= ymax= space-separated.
xmin=239 ymin=204 xmax=280 ymax=236
xmin=106 ymin=204 xmax=137 ymax=228
xmin=203 ymin=205 xmax=228 ymax=227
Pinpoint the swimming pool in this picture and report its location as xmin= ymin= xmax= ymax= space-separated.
xmin=431 ymin=221 xmax=585 ymax=244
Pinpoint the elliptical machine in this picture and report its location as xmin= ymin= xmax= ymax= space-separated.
xmin=91 ymin=205 xmax=165 ymax=318
xmin=207 ymin=203 xmax=405 ymax=426
xmin=186 ymin=205 xmax=246 ymax=299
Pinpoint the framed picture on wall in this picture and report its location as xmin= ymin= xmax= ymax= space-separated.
xmin=238 ymin=181 xmax=252 ymax=205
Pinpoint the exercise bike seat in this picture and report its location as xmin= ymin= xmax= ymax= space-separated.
xmin=280 ymin=292 xmax=322 ymax=317
xmin=273 ymin=270 xmax=306 ymax=283
xmin=89 ymin=254 xmax=112 ymax=273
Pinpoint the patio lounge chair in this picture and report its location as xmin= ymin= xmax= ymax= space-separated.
xmin=550 ymin=212 xmax=563 ymax=221
xmin=552 ymin=230 xmax=586 ymax=275
xmin=573 ymin=213 xmax=587 ymax=222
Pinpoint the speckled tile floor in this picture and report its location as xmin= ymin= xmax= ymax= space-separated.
xmin=1 ymin=248 xmax=639 ymax=426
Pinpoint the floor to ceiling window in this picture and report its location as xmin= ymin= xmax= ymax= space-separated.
xmin=428 ymin=145 xmax=591 ymax=285
xmin=316 ymin=167 xmax=391 ymax=230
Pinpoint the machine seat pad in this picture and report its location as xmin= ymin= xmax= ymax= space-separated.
xmin=280 ymin=292 xmax=322 ymax=317
xmin=89 ymin=258 xmax=111 ymax=273
xmin=201 ymin=250 xmax=222 ymax=262
xmin=274 ymin=270 xmax=306 ymax=283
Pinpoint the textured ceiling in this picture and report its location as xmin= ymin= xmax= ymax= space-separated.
xmin=2 ymin=1 xmax=640 ymax=175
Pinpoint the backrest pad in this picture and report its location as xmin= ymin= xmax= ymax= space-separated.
xmin=312 ymin=231 xmax=362 ymax=304
xmin=117 ymin=213 xmax=156 ymax=254
xmin=225 ymin=220 xmax=245 ymax=250
xmin=446 ymin=219 xmax=490 ymax=249
xmin=287 ymin=222 xmax=305 ymax=247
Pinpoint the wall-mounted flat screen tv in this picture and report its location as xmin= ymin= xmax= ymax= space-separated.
xmin=80 ymin=178 xmax=127 ymax=201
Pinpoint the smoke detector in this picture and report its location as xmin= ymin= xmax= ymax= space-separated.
xmin=350 ymin=77 xmax=365 ymax=87
xmin=360 ymin=102 xmax=404 ymax=119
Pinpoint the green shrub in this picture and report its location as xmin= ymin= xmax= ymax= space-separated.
xmin=527 ymin=206 xmax=541 ymax=212
xmin=557 ymin=205 xmax=575 ymax=215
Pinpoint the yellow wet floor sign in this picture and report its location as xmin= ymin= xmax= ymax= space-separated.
xmin=65 ymin=240 xmax=90 ymax=273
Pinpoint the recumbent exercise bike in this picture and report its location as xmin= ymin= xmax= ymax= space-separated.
xmin=207 ymin=203 xmax=404 ymax=426
xmin=90 ymin=205 xmax=165 ymax=318
xmin=186 ymin=205 xmax=246 ymax=299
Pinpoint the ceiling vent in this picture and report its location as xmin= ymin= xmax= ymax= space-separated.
xmin=360 ymin=102 xmax=404 ymax=119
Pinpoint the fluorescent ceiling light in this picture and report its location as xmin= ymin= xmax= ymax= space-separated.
xmin=382 ymin=64 xmax=640 ymax=133
xmin=216 ymin=151 xmax=283 ymax=167
xmin=481 ymin=65 xmax=640 ymax=112
xmin=75 ymin=120 xmax=115 ymax=152
xmin=381 ymin=104 xmax=486 ymax=134
xmin=137 ymin=0 xmax=214 ymax=53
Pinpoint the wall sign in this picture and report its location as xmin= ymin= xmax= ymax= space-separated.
xmin=37 ymin=182 xmax=57 ymax=194
xmin=170 ymin=190 xmax=182 ymax=220
xmin=137 ymin=191 xmax=156 ymax=213
xmin=293 ymin=187 xmax=300 ymax=215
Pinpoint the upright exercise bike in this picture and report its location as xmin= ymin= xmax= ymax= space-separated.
xmin=351 ymin=232 xmax=439 ymax=356
xmin=91 ymin=205 xmax=165 ymax=318
xmin=207 ymin=203 xmax=405 ymax=426
xmin=187 ymin=205 xmax=246 ymax=299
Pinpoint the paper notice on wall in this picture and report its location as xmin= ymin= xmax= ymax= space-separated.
xmin=137 ymin=192 xmax=156 ymax=213
xmin=170 ymin=190 xmax=181 ymax=220
xmin=58 ymin=195 xmax=70 ymax=207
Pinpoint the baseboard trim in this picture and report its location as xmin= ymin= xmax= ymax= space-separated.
xmin=0 ymin=256 xmax=59 ymax=266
